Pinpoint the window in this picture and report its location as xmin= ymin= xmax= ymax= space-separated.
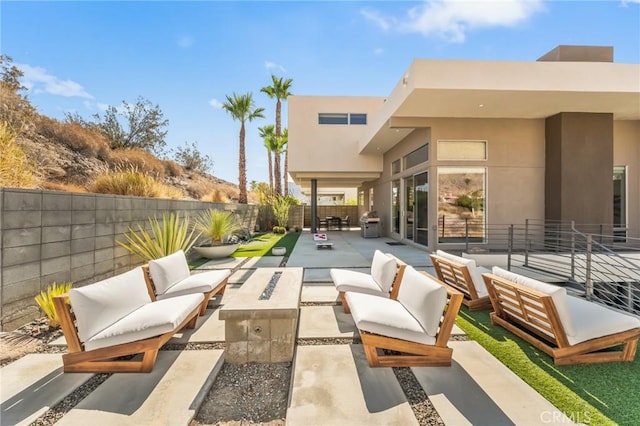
xmin=369 ymin=188 xmax=374 ymax=211
xmin=349 ymin=113 xmax=367 ymax=125
xmin=319 ymin=113 xmax=348 ymax=125
xmin=438 ymin=167 xmax=486 ymax=243
xmin=613 ymin=166 xmax=627 ymax=240
xmin=403 ymin=144 xmax=429 ymax=170
xmin=391 ymin=159 xmax=401 ymax=174
xmin=438 ymin=140 xmax=487 ymax=160
xmin=318 ymin=113 xmax=367 ymax=125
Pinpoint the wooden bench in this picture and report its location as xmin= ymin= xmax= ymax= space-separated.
xmin=430 ymin=250 xmax=492 ymax=311
xmin=330 ymin=250 xmax=407 ymax=314
xmin=346 ymin=267 xmax=463 ymax=367
xmin=142 ymin=250 xmax=230 ymax=316
xmin=483 ymin=267 xmax=640 ymax=365
xmin=53 ymin=267 xmax=203 ymax=373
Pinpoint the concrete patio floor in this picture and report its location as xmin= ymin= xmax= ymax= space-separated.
xmin=1 ymin=230 xmax=573 ymax=425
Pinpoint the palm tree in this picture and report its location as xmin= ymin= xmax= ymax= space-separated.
xmin=261 ymin=75 xmax=293 ymax=195
xmin=222 ymin=92 xmax=264 ymax=204
xmin=258 ymin=125 xmax=275 ymax=191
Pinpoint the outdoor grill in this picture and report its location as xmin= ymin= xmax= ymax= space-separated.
xmin=360 ymin=211 xmax=380 ymax=238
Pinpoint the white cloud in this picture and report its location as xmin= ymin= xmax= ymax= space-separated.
xmin=363 ymin=0 xmax=544 ymax=43
xmin=622 ymin=0 xmax=640 ymax=4
xmin=97 ymin=102 xmax=110 ymax=111
xmin=177 ymin=35 xmax=194 ymax=48
xmin=209 ymin=98 xmax=224 ymax=109
xmin=19 ymin=64 xmax=93 ymax=99
xmin=265 ymin=61 xmax=286 ymax=73
xmin=374 ymin=47 xmax=384 ymax=55
xmin=361 ymin=8 xmax=391 ymax=31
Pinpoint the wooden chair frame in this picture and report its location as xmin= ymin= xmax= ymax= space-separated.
xmin=483 ymin=273 xmax=640 ymax=365
xmin=339 ymin=253 xmax=408 ymax=314
xmin=430 ymin=254 xmax=492 ymax=311
xmin=357 ymin=275 xmax=464 ymax=367
xmin=53 ymin=294 xmax=200 ymax=373
xmin=141 ymin=265 xmax=227 ymax=316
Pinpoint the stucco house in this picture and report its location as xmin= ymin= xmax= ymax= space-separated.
xmin=288 ymin=45 xmax=640 ymax=251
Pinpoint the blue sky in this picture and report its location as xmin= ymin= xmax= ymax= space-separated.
xmin=2 ymin=0 xmax=639 ymax=185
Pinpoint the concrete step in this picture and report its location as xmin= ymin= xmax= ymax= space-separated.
xmin=412 ymin=341 xmax=573 ymax=425
xmin=57 ymin=349 xmax=224 ymax=426
xmin=287 ymin=344 xmax=418 ymax=425
xmin=0 ymin=354 xmax=92 ymax=426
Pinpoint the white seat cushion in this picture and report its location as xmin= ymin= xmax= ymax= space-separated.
xmin=84 ymin=293 xmax=204 ymax=351
xmin=148 ymin=250 xmax=191 ymax=295
xmin=330 ymin=269 xmax=387 ymax=297
xmin=158 ymin=269 xmax=231 ymax=299
xmin=435 ymin=250 xmax=488 ymax=296
xmin=370 ymin=250 xmax=398 ymax=293
xmin=397 ymin=266 xmax=447 ymax=337
xmin=346 ymin=292 xmax=436 ymax=345
xmin=69 ymin=267 xmax=151 ymax=343
xmin=492 ymin=267 xmax=577 ymax=337
xmin=566 ymin=297 xmax=640 ymax=346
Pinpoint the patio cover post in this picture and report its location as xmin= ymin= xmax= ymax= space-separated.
xmin=311 ymin=179 xmax=318 ymax=233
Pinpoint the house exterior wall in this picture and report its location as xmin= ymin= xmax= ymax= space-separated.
xmin=288 ymin=96 xmax=385 ymax=180
xmin=614 ymin=120 xmax=640 ymax=236
xmin=364 ymin=119 xmax=545 ymax=249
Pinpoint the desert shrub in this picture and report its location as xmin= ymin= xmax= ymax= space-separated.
xmin=201 ymin=188 xmax=229 ymax=203
xmin=174 ymin=141 xmax=214 ymax=173
xmin=1 ymin=56 xmax=37 ymax=133
xmin=90 ymin=168 xmax=162 ymax=197
xmin=41 ymin=181 xmax=87 ymax=193
xmin=35 ymin=282 xmax=73 ymax=329
xmin=118 ymin=212 xmax=199 ymax=261
xmin=195 ymin=209 xmax=243 ymax=245
xmin=0 ymin=122 xmax=38 ymax=188
xmin=272 ymin=226 xmax=286 ymax=234
xmin=187 ymin=179 xmax=215 ymax=199
xmin=157 ymin=184 xmax=185 ymax=199
xmin=163 ymin=159 xmax=184 ymax=177
xmin=37 ymin=116 xmax=111 ymax=159
xmin=108 ymin=148 xmax=166 ymax=177
xmin=271 ymin=196 xmax=291 ymax=228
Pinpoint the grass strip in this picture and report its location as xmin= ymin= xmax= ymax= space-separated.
xmin=266 ymin=231 xmax=301 ymax=256
xmin=456 ymin=308 xmax=640 ymax=425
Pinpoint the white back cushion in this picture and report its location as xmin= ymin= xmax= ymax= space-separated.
xmin=148 ymin=250 xmax=191 ymax=295
xmin=370 ymin=250 xmax=397 ymax=293
xmin=435 ymin=250 xmax=487 ymax=296
xmin=69 ymin=267 xmax=151 ymax=343
xmin=492 ymin=267 xmax=576 ymax=337
xmin=397 ymin=266 xmax=447 ymax=337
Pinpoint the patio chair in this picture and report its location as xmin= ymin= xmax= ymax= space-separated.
xmin=430 ymin=250 xmax=492 ymax=311
xmin=53 ymin=267 xmax=203 ymax=373
xmin=340 ymin=215 xmax=350 ymax=230
xmin=346 ymin=267 xmax=463 ymax=367
xmin=142 ymin=250 xmax=230 ymax=316
xmin=483 ymin=267 xmax=640 ymax=365
xmin=317 ymin=217 xmax=327 ymax=231
xmin=330 ymin=250 xmax=407 ymax=313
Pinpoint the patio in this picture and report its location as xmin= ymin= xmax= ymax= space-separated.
xmin=2 ymin=231 xmax=578 ymax=425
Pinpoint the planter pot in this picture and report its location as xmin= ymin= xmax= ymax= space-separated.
xmin=193 ymin=243 xmax=240 ymax=259
xmin=271 ymin=247 xmax=286 ymax=256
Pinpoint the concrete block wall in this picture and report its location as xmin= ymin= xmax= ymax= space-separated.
xmin=0 ymin=188 xmax=258 ymax=331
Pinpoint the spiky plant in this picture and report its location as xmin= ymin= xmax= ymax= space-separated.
xmin=194 ymin=209 xmax=242 ymax=245
xmin=35 ymin=282 xmax=73 ymax=329
xmin=118 ymin=212 xmax=200 ymax=261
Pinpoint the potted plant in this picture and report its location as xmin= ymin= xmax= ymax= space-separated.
xmin=193 ymin=209 xmax=243 ymax=259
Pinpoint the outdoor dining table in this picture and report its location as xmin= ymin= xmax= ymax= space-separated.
xmin=326 ymin=216 xmax=341 ymax=231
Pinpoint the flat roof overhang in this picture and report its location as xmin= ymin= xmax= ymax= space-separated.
xmin=290 ymin=171 xmax=381 ymax=190
xmin=361 ymin=60 xmax=640 ymax=154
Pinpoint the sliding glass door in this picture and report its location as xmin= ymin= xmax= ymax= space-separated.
xmin=403 ymin=172 xmax=428 ymax=246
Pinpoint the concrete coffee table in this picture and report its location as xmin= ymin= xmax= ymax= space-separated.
xmin=219 ymin=267 xmax=303 ymax=363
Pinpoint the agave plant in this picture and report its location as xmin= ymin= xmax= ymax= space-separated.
xmin=35 ymin=282 xmax=73 ymax=329
xmin=194 ymin=209 xmax=242 ymax=245
xmin=118 ymin=212 xmax=200 ymax=261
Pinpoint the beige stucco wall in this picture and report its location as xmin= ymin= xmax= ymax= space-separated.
xmin=288 ymin=96 xmax=385 ymax=184
xmin=364 ymin=118 xmax=545 ymax=248
xmin=614 ymin=120 xmax=640 ymax=237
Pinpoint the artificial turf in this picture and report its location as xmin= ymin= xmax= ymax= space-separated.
xmin=231 ymin=231 xmax=301 ymax=258
xmin=456 ymin=307 xmax=639 ymax=426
